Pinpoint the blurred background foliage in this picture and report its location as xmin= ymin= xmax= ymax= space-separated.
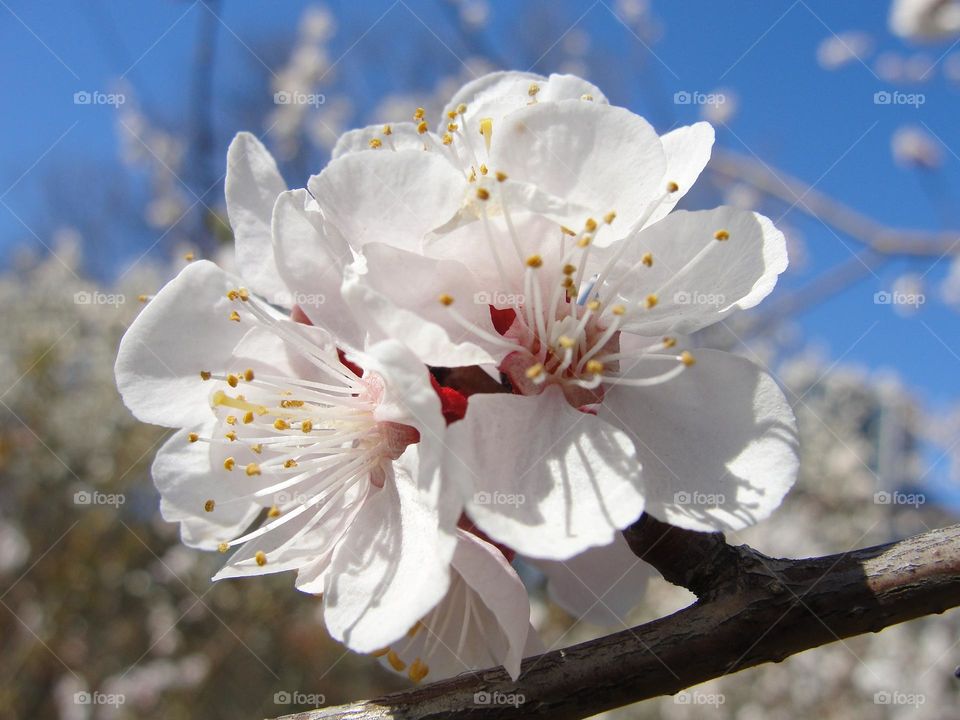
xmin=1 ymin=1 xmax=959 ymax=718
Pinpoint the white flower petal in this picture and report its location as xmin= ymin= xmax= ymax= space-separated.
xmin=646 ymin=122 xmax=715 ymax=226
xmin=599 ymin=349 xmax=799 ymax=532
xmin=488 ymin=100 xmax=666 ymax=235
xmin=152 ymin=425 xmax=260 ymax=550
xmin=272 ymin=188 xmax=363 ymax=349
xmin=115 ymin=260 xmax=246 ymax=428
xmin=447 ymin=387 xmax=645 ymax=560
xmin=532 ymin=533 xmax=651 ymax=626
xmin=309 ymin=150 xmax=464 ymax=253
xmin=342 ymin=251 xmax=498 ymax=368
xmin=324 ymin=449 xmax=456 ymax=653
xmin=611 ymin=206 xmax=788 ymax=336
xmin=225 ymin=132 xmax=290 ymax=304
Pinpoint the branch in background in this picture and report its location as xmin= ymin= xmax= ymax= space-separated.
xmin=709 ymin=148 xmax=960 ymax=257
xmin=268 ymin=520 xmax=960 ymax=720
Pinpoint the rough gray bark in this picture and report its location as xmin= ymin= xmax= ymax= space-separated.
xmin=267 ymin=518 xmax=960 ymax=720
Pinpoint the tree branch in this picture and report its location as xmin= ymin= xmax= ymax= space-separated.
xmin=269 ymin=521 xmax=960 ymax=720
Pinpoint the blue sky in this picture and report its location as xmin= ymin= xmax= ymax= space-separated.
xmin=1 ymin=0 xmax=958 ymax=441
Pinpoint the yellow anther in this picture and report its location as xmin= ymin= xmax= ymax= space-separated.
xmin=577 ymin=236 xmax=592 ymax=248
xmin=558 ymin=335 xmax=576 ymax=349
xmin=223 ymin=457 xmax=236 ymax=471
xmin=245 ymin=463 xmax=261 ymax=476
xmin=383 ymin=124 xmax=393 ymax=135
xmin=642 ymin=253 xmax=653 ymax=267
xmin=586 ymin=360 xmax=605 ymax=375
xmin=227 ymin=374 xmax=239 ymax=387
xmin=218 ymin=542 xmax=229 ymax=554
xmin=301 ymin=420 xmax=313 ymax=433
xmin=226 ymin=415 xmax=237 ymax=425
xmin=204 ymin=499 xmax=215 ymax=513
xmin=663 ymin=337 xmax=677 ymax=348
xmin=225 ymin=431 xmax=238 ymax=442
xmin=581 ymin=93 xmax=594 ymax=101
xmin=229 ymin=310 xmax=241 ymax=322
xmin=409 ymin=658 xmax=429 ymax=683
xmin=479 ymin=117 xmax=493 ymax=150
xmin=369 ymin=138 xmax=382 ymax=149
xmin=456 ymin=103 xmax=467 ymax=115
xmin=280 ymin=399 xmax=304 ymax=408
xmin=561 ymin=277 xmax=575 ymax=289
xmin=200 ymin=370 xmax=212 ymax=381
xmin=250 ymin=443 xmax=263 ymax=454
xmin=188 ymin=432 xmax=200 ymax=443
xmin=604 ymin=211 xmax=617 ymax=224
xmin=680 ymin=351 xmax=696 ymax=367
xmin=479 ymin=164 xmax=488 ymax=175
xmin=611 ymin=304 xmax=626 ymax=316
xmin=587 ymin=299 xmax=601 ymax=311
xmin=267 ymin=505 xmax=281 ymax=518
xmin=468 ymin=169 xmax=477 ymax=182
xmin=562 ymin=263 xmax=577 ymax=275
xmin=137 ymin=294 xmax=148 ymax=303
xmin=667 ymin=180 xmax=680 ymax=193
xmin=442 ymin=133 xmax=453 ymax=145
xmin=560 ymin=226 xmax=577 ymax=236
xmin=386 ymin=649 xmax=406 ymax=672
xmin=525 ymin=363 xmax=545 ymax=379
xmin=283 ymin=459 xmax=298 ymax=468
xmin=243 ymin=368 xmax=255 ymax=382
xmin=447 ymin=110 xmax=458 ymax=120
xmin=585 ymin=217 xmax=598 ymax=232
xmin=495 ymin=171 xmax=508 ymax=182
xmin=255 ymin=551 xmax=267 ymax=567
xmin=438 ymin=293 xmax=454 ymax=306
xmin=274 ymin=418 xmax=290 ymax=430
xmin=476 ymin=188 xmax=490 ymax=201
xmin=525 ymin=254 xmax=543 ymax=268
xmin=407 ymin=621 xmax=424 ymax=638
xmin=714 ymin=229 xmax=730 ymax=241
xmin=238 ymin=288 xmax=250 ymax=301
xmin=227 ymin=289 xmax=239 ymax=301
xmin=242 ymin=410 xmax=255 ymax=424
xmin=413 ymin=107 xmax=425 ymax=120
xmin=417 ymin=121 xmax=428 ymax=134
xmin=371 ymin=647 xmax=390 ymax=657
xmin=447 ymin=122 xmax=459 ymax=132
xmin=183 ymin=252 xmax=194 ymax=262
xmin=645 ymin=294 xmax=659 ymax=309
xmin=528 ymin=82 xmax=540 ymax=96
